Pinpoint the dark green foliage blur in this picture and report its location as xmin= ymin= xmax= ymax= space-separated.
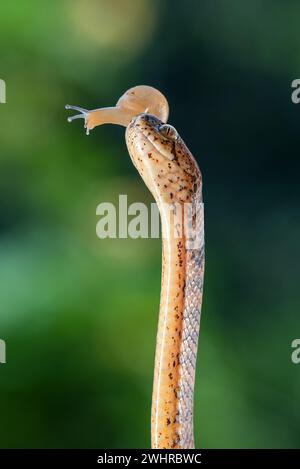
xmin=0 ymin=0 xmax=299 ymax=448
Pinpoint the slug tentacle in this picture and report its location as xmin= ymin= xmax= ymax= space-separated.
xmin=67 ymin=114 xmax=85 ymax=122
xmin=65 ymin=104 xmax=91 ymax=135
xmin=65 ymin=104 xmax=88 ymax=113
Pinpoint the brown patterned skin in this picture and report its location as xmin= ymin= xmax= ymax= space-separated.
xmin=126 ymin=114 xmax=204 ymax=449
xmin=66 ymin=87 xmax=204 ymax=449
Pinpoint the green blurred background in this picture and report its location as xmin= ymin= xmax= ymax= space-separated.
xmin=0 ymin=0 xmax=299 ymax=449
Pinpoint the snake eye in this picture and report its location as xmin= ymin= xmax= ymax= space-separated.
xmin=158 ymin=124 xmax=178 ymax=141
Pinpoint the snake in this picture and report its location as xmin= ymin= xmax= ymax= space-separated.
xmin=66 ymin=86 xmax=205 ymax=449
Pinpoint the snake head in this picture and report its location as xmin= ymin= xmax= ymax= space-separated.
xmin=125 ymin=114 xmax=201 ymax=206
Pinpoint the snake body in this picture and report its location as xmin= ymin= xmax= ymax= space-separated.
xmin=126 ymin=114 xmax=204 ymax=449
xmin=66 ymin=86 xmax=205 ymax=449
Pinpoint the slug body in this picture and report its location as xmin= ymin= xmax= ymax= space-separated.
xmin=66 ymin=86 xmax=205 ymax=449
